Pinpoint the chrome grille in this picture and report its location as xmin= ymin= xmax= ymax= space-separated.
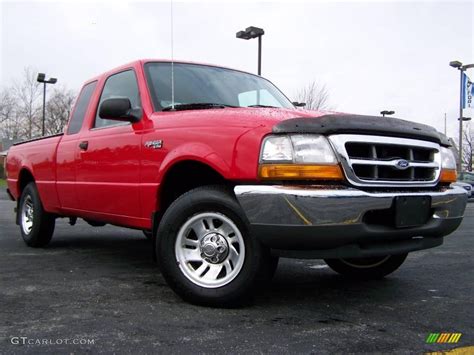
xmin=329 ymin=135 xmax=441 ymax=187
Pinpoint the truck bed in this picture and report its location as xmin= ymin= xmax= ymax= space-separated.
xmin=6 ymin=133 xmax=64 ymax=213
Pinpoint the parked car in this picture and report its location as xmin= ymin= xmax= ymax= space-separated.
xmin=458 ymin=171 xmax=474 ymax=187
xmin=5 ymin=60 xmax=468 ymax=306
xmin=452 ymin=181 xmax=472 ymax=198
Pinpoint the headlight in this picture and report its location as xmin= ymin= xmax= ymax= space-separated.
xmin=440 ymin=147 xmax=456 ymax=170
xmin=440 ymin=147 xmax=457 ymax=183
xmin=261 ymin=135 xmax=338 ymax=164
xmin=259 ymin=134 xmax=343 ymax=180
xmin=261 ymin=136 xmax=293 ymax=162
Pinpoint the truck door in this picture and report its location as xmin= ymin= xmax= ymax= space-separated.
xmin=75 ymin=69 xmax=143 ymax=221
xmin=56 ymin=81 xmax=97 ymax=210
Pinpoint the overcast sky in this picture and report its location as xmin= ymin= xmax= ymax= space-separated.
xmin=1 ymin=0 xmax=473 ymax=138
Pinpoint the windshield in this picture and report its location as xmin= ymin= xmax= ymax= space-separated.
xmin=144 ymin=62 xmax=294 ymax=111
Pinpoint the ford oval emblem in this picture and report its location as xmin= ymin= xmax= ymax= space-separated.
xmin=396 ymin=159 xmax=410 ymax=170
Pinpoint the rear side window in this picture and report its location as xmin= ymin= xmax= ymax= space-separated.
xmin=67 ymin=81 xmax=97 ymax=135
xmin=94 ymin=70 xmax=140 ymax=128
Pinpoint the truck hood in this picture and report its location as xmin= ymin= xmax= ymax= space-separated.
xmin=273 ymin=113 xmax=450 ymax=146
xmin=151 ymin=107 xmax=324 ymax=126
xmin=152 ymin=107 xmax=449 ymax=146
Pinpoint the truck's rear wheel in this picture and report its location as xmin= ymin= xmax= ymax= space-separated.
xmin=324 ymin=254 xmax=408 ymax=279
xmin=19 ymin=182 xmax=55 ymax=247
xmin=156 ymin=186 xmax=272 ymax=307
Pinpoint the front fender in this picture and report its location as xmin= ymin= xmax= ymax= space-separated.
xmin=158 ymin=142 xmax=231 ymax=181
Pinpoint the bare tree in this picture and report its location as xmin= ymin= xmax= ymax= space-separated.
xmin=453 ymin=123 xmax=474 ymax=171
xmin=295 ymin=81 xmax=333 ymax=111
xmin=13 ymin=67 xmax=42 ymax=138
xmin=44 ymin=87 xmax=76 ymax=135
xmin=0 ymin=67 xmax=76 ymax=141
xmin=0 ymin=89 xmax=22 ymax=139
xmin=462 ymin=124 xmax=473 ymax=171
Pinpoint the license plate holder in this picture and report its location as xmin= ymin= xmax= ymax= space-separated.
xmin=394 ymin=196 xmax=431 ymax=228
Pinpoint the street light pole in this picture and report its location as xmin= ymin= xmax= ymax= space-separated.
xmin=42 ymin=82 xmax=46 ymax=136
xmin=444 ymin=113 xmax=447 ymax=135
xmin=37 ymin=73 xmax=57 ymax=136
xmin=458 ymin=67 xmax=464 ymax=172
xmin=258 ymin=34 xmax=262 ymax=76
xmin=236 ymin=26 xmax=265 ymax=76
xmin=449 ymin=60 xmax=474 ymax=172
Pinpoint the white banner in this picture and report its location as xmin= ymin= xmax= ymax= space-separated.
xmin=462 ymin=72 xmax=473 ymax=109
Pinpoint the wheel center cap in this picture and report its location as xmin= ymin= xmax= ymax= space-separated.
xmin=202 ymin=244 xmax=216 ymax=256
xmin=200 ymin=233 xmax=229 ymax=264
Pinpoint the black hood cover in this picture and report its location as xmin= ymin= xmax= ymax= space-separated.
xmin=273 ymin=114 xmax=451 ymax=146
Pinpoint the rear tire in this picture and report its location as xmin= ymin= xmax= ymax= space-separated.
xmin=18 ymin=182 xmax=55 ymax=247
xmin=156 ymin=185 xmax=272 ymax=307
xmin=324 ymin=254 xmax=408 ymax=279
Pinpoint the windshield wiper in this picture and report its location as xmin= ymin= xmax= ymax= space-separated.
xmin=162 ymin=103 xmax=237 ymax=111
xmin=247 ymin=104 xmax=278 ymax=108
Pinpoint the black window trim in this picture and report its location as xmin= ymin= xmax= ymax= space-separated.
xmin=91 ymin=68 xmax=142 ymax=131
xmin=66 ymin=80 xmax=98 ymax=135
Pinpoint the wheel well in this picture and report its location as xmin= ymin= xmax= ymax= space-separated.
xmin=18 ymin=169 xmax=35 ymax=194
xmin=159 ymin=161 xmax=229 ymax=213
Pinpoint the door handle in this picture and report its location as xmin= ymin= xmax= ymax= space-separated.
xmin=79 ymin=141 xmax=89 ymax=151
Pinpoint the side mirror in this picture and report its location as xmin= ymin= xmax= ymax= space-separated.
xmin=99 ymin=98 xmax=141 ymax=123
xmin=292 ymin=101 xmax=306 ymax=107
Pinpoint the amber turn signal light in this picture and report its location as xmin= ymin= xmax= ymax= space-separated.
xmin=259 ymin=164 xmax=344 ymax=180
xmin=439 ymin=169 xmax=457 ymax=183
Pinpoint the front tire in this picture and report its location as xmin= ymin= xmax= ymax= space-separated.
xmin=324 ymin=254 xmax=408 ymax=279
xmin=19 ymin=182 xmax=55 ymax=247
xmin=156 ymin=186 xmax=272 ymax=307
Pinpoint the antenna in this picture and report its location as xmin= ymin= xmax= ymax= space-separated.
xmin=170 ymin=0 xmax=175 ymax=110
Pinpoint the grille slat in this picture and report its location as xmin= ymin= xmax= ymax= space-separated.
xmin=408 ymin=149 xmax=415 ymax=180
xmin=371 ymin=145 xmax=378 ymax=179
xmin=329 ymin=135 xmax=441 ymax=187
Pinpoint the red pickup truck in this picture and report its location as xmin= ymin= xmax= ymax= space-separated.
xmin=5 ymin=60 xmax=467 ymax=306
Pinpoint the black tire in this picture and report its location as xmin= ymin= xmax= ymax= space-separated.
xmin=143 ymin=230 xmax=153 ymax=240
xmin=156 ymin=185 xmax=272 ymax=307
xmin=324 ymin=254 xmax=408 ymax=279
xmin=266 ymin=255 xmax=279 ymax=280
xmin=18 ymin=182 xmax=55 ymax=247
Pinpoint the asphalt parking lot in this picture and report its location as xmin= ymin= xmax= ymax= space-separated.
xmin=0 ymin=189 xmax=473 ymax=354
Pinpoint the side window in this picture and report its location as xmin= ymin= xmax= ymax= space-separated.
xmin=95 ymin=70 xmax=140 ymax=128
xmin=67 ymin=81 xmax=97 ymax=135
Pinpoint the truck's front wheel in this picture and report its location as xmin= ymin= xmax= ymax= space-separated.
xmin=156 ymin=186 xmax=272 ymax=307
xmin=324 ymin=254 xmax=408 ymax=279
xmin=19 ymin=182 xmax=56 ymax=247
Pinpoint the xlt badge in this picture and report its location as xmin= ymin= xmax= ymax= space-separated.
xmin=144 ymin=140 xmax=163 ymax=149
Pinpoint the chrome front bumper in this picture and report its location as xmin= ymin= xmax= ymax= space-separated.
xmin=234 ymin=185 xmax=467 ymax=258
